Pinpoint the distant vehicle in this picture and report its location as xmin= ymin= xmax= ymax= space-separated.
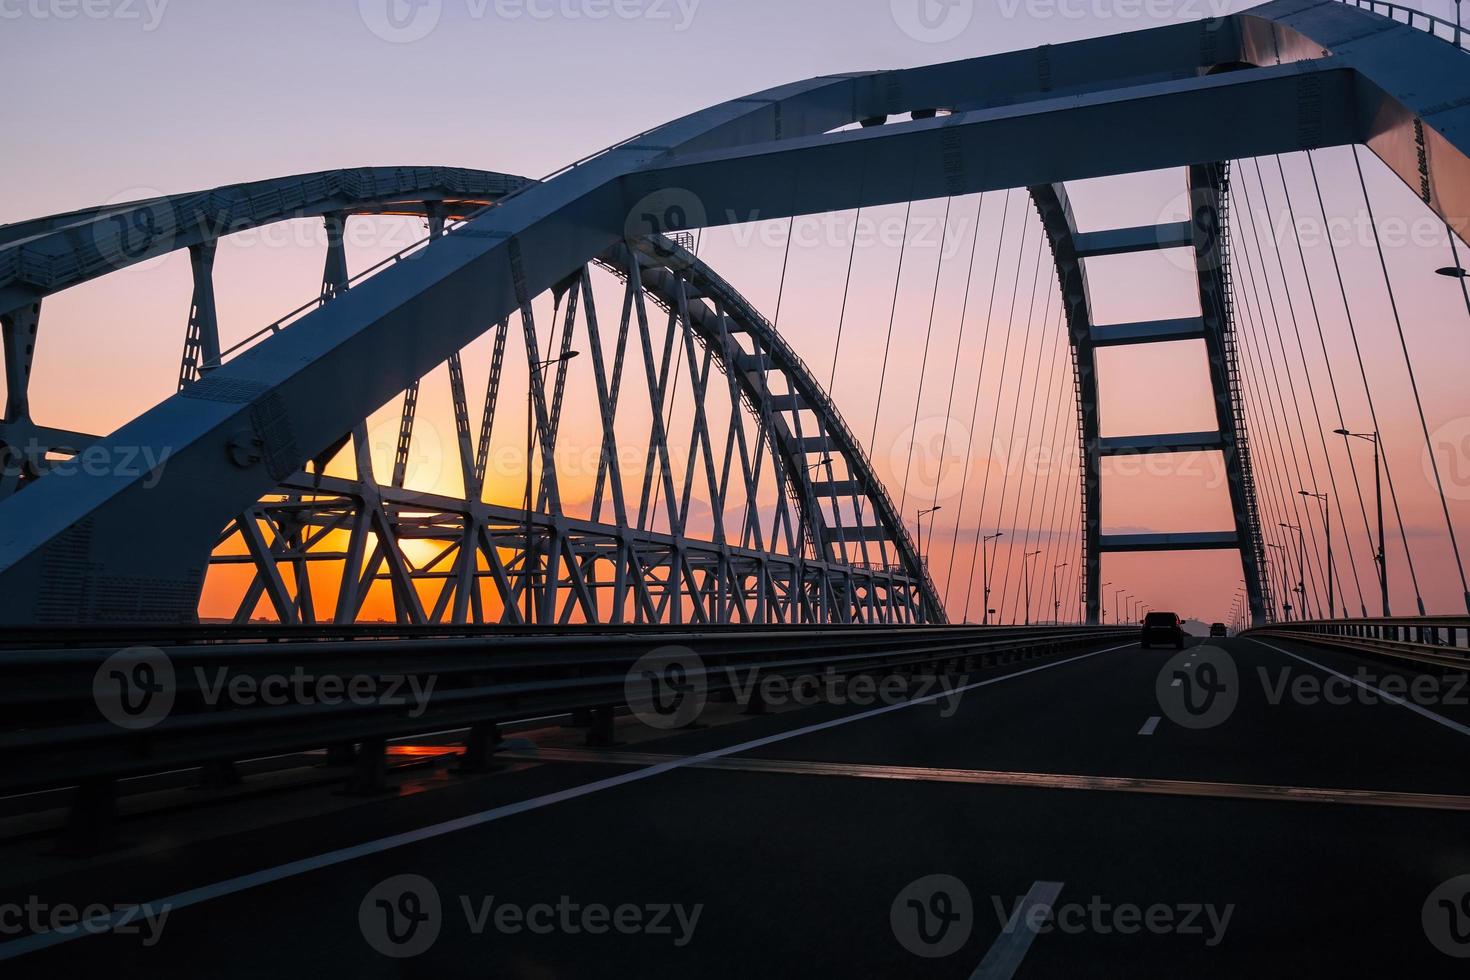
xmin=1141 ymin=611 xmax=1186 ymax=650
xmin=1209 ymin=622 xmax=1228 ymax=637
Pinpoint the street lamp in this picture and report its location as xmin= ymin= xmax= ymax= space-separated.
xmin=1052 ymin=562 xmax=1068 ymax=624
xmin=525 ymin=350 xmax=580 ymax=623
xmin=1099 ymin=581 xmax=1112 ymax=624
xmin=917 ymin=506 xmax=942 ymax=569
xmin=1300 ymin=490 xmax=1333 ymax=618
xmin=1334 ymin=428 xmax=1387 ymax=617
xmin=1023 ymin=550 xmax=1042 ymax=625
xmin=1280 ymin=522 xmax=1308 ymax=621
xmin=981 ymin=531 xmax=1004 ymax=625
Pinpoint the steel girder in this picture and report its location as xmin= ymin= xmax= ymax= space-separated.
xmin=1 ymin=0 xmax=1468 ymax=624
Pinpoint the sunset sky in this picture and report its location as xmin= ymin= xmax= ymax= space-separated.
xmin=3 ymin=0 xmax=1469 ymax=625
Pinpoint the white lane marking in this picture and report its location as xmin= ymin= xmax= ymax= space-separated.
xmin=971 ymin=880 xmax=1065 ymax=980
xmin=0 ymin=642 xmax=1136 ymax=961
xmin=1249 ymin=638 xmax=1470 ymax=738
xmin=1170 ymin=677 xmax=1182 ymax=687
xmin=1138 ymin=716 xmax=1161 ymax=736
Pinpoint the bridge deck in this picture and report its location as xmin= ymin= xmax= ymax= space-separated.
xmin=2 ymin=633 xmax=1467 ymax=975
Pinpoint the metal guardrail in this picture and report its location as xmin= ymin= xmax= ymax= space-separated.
xmin=1 ymin=625 xmax=1133 ymax=804
xmin=1337 ymin=0 xmax=1468 ymax=52
xmin=1244 ymin=616 xmax=1470 ymax=670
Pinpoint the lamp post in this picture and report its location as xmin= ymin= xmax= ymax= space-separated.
xmin=1023 ymin=550 xmax=1042 ymax=625
xmin=1280 ymin=522 xmax=1307 ymax=620
xmin=981 ymin=531 xmax=1004 ymax=625
xmin=1053 ymin=562 xmax=1068 ymax=624
xmin=1099 ymin=581 xmax=1112 ymax=624
xmin=917 ymin=506 xmax=942 ymax=570
xmin=1300 ymin=490 xmax=1333 ymax=618
xmin=1335 ymin=428 xmax=1386 ymax=616
xmin=525 ymin=350 xmax=579 ymax=624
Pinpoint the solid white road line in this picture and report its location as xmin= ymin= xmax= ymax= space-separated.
xmin=1249 ymin=638 xmax=1470 ymax=738
xmin=1138 ymin=716 xmax=1161 ymax=736
xmin=0 ymin=641 xmax=1137 ymax=961
xmin=970 ymin=880 xmax=1065 ymax=980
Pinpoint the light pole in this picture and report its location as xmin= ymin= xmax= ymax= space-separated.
xmin=1335 ymin=428 xmax=1387 ymax=617
xmin=1052 ymin=562 xmax=1068 ymax=624
xmin=917 ymin=506 xmax=942 ymax=570
xmin=1280 ymin=522 xmax=1307 ymax=620
xmin=1300 ymin=490 xmax=1333 ymax=618
xmin=525 ymin=350 xmax=579 ymax=623
xmin=1023 ymin=550 xmax=1042 ymax=625
xmin=981 ymin=531 xmax=1004 ymax=625
xmin=1099 ymin=581 xmax=1112 ymax=624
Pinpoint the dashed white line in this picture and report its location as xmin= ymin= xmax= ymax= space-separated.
xmin=1138 ymin=716 xmax=1162 ymax=736
xmin=971 ymin=880 xmax=1065 ymax=979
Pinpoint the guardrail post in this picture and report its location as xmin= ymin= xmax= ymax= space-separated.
xmin=586 ymin=706 xmax=619 ymax=746
xmin=455 ymin=722 xmax=504 ymax=774
xmin=60 ymin=777 xmax=116 ymax=856
xmin=342 ymin=738 xmax=392 ymax=795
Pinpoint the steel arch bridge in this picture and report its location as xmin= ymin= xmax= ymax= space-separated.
xmin=1 ymin=0 xmax=1467 ymax=628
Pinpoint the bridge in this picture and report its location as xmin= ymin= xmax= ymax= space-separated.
xmin=2 ymin=0 xmax=1470 ymax=974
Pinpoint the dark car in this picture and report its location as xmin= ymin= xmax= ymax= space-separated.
xmin=1209 ymin=622 xmax=1228 ymax=637
xmin=1141 ymin=611 xmax=1185 ymax=650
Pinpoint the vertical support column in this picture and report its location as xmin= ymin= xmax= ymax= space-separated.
xmin=177 ymin=241 xmax=220 ymax=388
xmin=3 ymin=301 xmax=40 ymax=424
xmin=0 ymin=302 xmax=40 ymax=499
xmin=1190 ymin=163 xmax=1268 ymax=626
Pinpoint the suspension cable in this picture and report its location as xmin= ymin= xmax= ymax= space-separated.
xmin=944 ymin=189 xmax=1013 ymax=609
xmin=1251 ymin=158 xmax=1364 ymax=615
xmin=899 ymin=197 xmax=955 ymax=516
xmin=865 ymin=203 xmax=913 ymax=462
xmin=994 ymin=241 xmax=1052 ymax=622
xmin=962 ymin=210 xmax=1035 ymax=622
xmin=1234 ymin=177 xmax=1331 ymax=615
xmin=1306 ymin=149 xmax=1424 ymax=614
xmin=1273 ymin=154 xmax=1373 ymax=616
xmin=1353 ymin=145 xmax=1470 ymax=613
xmin=925 ymin=194 xmax=986 ymax=568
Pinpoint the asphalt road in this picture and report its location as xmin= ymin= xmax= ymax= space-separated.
xmin=4 ymin=633 xmax=1470 ymax=977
